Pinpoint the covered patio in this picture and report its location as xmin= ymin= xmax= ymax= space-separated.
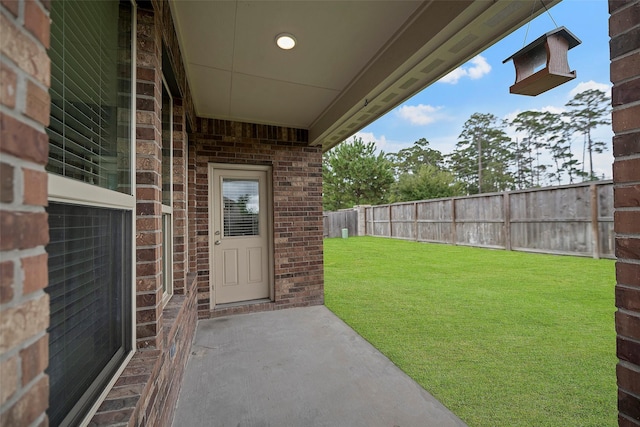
xmin=0 ymin=0 xmax=638 ymax=426
xmin=173 ymin=306 xmax=467 ymax=427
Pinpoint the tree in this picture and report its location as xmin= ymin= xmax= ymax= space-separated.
xmin=565 ymin=89 xmax=611 ymax=180
xmin=545 ymin=113 xmax=585 ymax=185
xmin=391 ymin=164 xmax=463 ymax=202
xmin=449 ymin=113 xmax=515 ymax=194
xmin=322 ymin=137 xmax=394 ymax=211
xmin=510 ymin=111 xmax=557 ymax=187
xmin=386 ymin=138 xmax=444 ymax=177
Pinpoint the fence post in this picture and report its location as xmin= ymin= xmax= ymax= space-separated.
xmin=388 ymin=205 xmax=392 ymax=237
xmin=414 ymin=202 xmax=418 ymax=242
xmin=504 ymin=192 xmax=512 ymax=251
xmin=451 ymin=198 xmax=457 ymax=245
xmin=590 ymin=184 xmax=600 ymax=259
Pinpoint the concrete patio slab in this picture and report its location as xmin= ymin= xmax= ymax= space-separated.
xmin=172 ymin=305 xmax=467 ymax=427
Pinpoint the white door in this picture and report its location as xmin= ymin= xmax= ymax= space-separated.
xmin=210 ymin=166 xmax=271 ymax=305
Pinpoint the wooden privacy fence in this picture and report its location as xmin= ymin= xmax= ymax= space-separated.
xmin=323 ymin=209 xmax=358 ymax=238
xmin=364 ymin=181 xmax=614 ymax=259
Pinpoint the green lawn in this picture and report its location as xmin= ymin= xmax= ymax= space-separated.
xmin=324 ymin=237 xmax=617 ymax=427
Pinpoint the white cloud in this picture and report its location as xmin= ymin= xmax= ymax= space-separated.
xmin=568 ymin=80 xmax=611 ymax=98
xmin=352 ymin=131 xmax=388 ymax=151
xmin=439 ymin=55 xmax=492 ymax=84
xmin=396 ymin=104 xmax=442 ymax=125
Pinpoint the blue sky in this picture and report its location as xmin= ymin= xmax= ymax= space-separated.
xmin=353 ymin=0 xmax=613 ymax=182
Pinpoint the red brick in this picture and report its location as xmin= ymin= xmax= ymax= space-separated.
xmin=19 ymin=334 xmax=48 ymax=386
xmin=615 ymin=185 xmax=640 ymax=207
xmin=22 ymin=167 xmax=47 ymax=206
xmin=616 ymin=242 xmax=638 ymax=281
xmin=616 ymin=211 xmax=640 ymax=233
xmin=0 ymin=211 xmax=48 ymax=251
xmin=617 ymin=285 xmax=640 ymax=310
xmin=613 ymin=104 xmax=640 ymax=133
xmin=619 ymin=363 xmax=640 ymax=396
xmin=137 ymin=247 xmax=160 ymax=263
xmin=619 ymin=389 xmax=640 ymax=422
xmin=611 ymin=26 xmax=640 ymax=58
xmin=617 ymin=310 xmax=640 ymax=341
xmin=614 ymin=158 xmax=640 ymax=183
xmin=619 ymin=336 xmax=640 ymax=365
xmin=0 ymin=113 xmax=49 ymax=164
xmin=137 ymin=231 xmax=161 ymax=246
xmin=618 ymin=414 xmax=640 ymax=427
xmin=0 ymin=260 xmax=14 ymax=304
xmin=136 ymin=276 xmax=160 ymax=292
xmin=0 ymin=62 xmax=17 ymax=108
xmin=0 ymin=293 xmax=49 ymax=352
xmin=1 ymin=0 xmax=19 ymax=16
xmin=21 ymin=253 xmax=47 ymax=294
xmin=610 ymin=2 xmax=640 ymax=36
xmin=613 ymin=133 xmax=640 ymax=157
xmin=0 ymin=375 xmax=48 ymax=426
xmin=611 ymin=52 xmax=640 ymax=83
xmin=618 ymin=262 xmax=640 ymax=287
xmin=24 ymin=0 xmax=50 ymax=48
xmin=0 ymin=162 xmax=14 ymax=203
xmin=0 ymin=13 xmax=50 ymax=86
xmin=613 ymin=78 xmax=640 ymax=107
xmin=0 ymin=355 xmax=18 ymax=404
xmin=24 ymin=80 xmax=50 ymax=125
xmin=610 ymin=0 xmax=635 ymax=14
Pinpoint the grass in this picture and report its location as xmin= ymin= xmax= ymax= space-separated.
xmin=324 ymin=236 xmax=617 ymax=427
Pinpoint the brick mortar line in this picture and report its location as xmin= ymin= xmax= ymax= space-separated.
xmin=0 ymin=245 xmax=47 ymax=265
xmin=0 ymin=330 xmax=46 ymax=367
xmin=611 ymin=0 xmax=640 ymax=18
xmin=616 ymin=257 xmax=640 ymax=266
xmin=0 ymin=288 xmax=47 ymax=314
xmin=0 ymin=105 xmax=48 ymax=133
xmin=614 ymin=149 xmax=640 ymax=159
xmin=612 ymin=99 xmax=640 ymax=111
xmin=611 ymin=45 xmax=640 ymax=64
xmin=610 ymin=20 xmax=640 ymax=38
xmin=0 ymin=9 xmax=49 ymax=62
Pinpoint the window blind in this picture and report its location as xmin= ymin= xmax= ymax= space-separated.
xmin=47 ymin=1 xmax=132 ymax=194
xmin=223 ymin=179 xmax=260 ymax=237
xmin=46 ymin=203 xmax=132 ymax=426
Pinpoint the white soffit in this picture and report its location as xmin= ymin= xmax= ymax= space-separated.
xmin=170 ymin=0 xmax=561 ymax=149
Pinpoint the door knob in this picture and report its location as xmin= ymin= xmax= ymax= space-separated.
xmin=215 ymin=240 xmax=222 ymax=245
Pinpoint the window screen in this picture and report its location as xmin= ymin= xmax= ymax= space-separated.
xmin=45 ymin=1 xmax=133 ymax=425
xmin=162 ymin=81 xmax=172 ymax=206
xmin=223 ymin=179 xmax=260 ymax=237
xmin=46 ymin=203 xmax=132 ymax=426
xmin=47 ymin=1 xmax=132 ymax=194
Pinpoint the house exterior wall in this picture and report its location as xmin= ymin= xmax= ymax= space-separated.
xmin=0 ymin=0 xmax=51 ymax=425
xmin=611 ymin=1 xmax=640 ymax=425
xmin=192 ymin=119 xmax=325 ymax=318
xmin=2 ymin=0 xmax=636 ymax=426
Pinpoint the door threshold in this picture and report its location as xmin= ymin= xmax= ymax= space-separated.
xmin=214 ymin=298 xmax=272 ymax=310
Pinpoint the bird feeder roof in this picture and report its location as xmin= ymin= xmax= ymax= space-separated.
xmin=502 ymin=26 xmax=581 ymax=64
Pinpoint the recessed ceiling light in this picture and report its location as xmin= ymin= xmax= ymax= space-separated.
xmin=276 ymin=33 xmax=296 ymax=50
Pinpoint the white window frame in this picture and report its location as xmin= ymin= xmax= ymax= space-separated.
xmin=161 ymin=75 xmax=174 ymax=306
xmin=46 ymin=2 xmax=137 ymax=425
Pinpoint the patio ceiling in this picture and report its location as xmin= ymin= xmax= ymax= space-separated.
xmin=170 ymin=0 xmax=561 ymax=150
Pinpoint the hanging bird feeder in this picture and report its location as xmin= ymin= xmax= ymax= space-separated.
xmin=503 ymin=26 xmax=581 ymax=96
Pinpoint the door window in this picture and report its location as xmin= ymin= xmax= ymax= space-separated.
xmin=222 ymin=179 xmax=260 ymax=237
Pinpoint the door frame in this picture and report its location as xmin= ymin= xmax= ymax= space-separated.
xmin=208 ymin=163 xmax=274 ymax=310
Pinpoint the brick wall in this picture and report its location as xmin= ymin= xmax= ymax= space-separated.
xmin=192 ymin=119 xmax=324 ymax=318
xmin=172 ymin=98 xmax=187 ymax=295
xmin=135 ymin=5 xmax=164 ymax=350
xmin=0 ymin=0 xmax=51 ymax=425
xmin=611 ymin=0 xmax=640 ymax=425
